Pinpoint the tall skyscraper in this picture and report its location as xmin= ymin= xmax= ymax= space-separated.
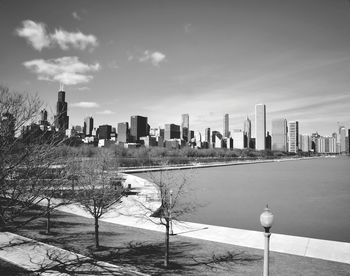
xmin=84 ymin=116 xmax=94 ymax=136
xmin=130 ymin=115 xmax=148 ymax=143
xmin=54 ymin=89 xmax=69 ymax=131
xmin=271 ymin=118 xmax=288 ymax=151
xmin=338 ymin=126 xmax=346 ymax=153
xmin=243 ymin=116 xmax=251 ymax=148
xmin=223 ymin=114 xmax=230 ymax=138
xmin=181 ymin=114 xmax=189 ymax=142
xmin=117 ymin=122 xmax=129 ymax=143
xmin=288 ymin=121 xmax=299 ymax=153
xmin=98 ymin=125 xmax=112 ymax=140
xmin=255 ymin=104 xmax=266 ymax=150
xmin=165 ymin=124 xmax=180 ymax=140
xmin=205 ymin=128 xmax=211 ymax=144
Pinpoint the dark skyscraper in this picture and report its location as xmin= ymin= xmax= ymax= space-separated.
xmin=130 ymin=115 xmax=148 ymax=143
xmin=181 ymin=114 xmax=189 ymax=142
xmin=98 ymin=125 xmax=112 ymax=140
xmin=54 ymin=88 xmax=69 ymax=132
xmin=84 ymin=116 xmax=94 ymax=136
xmin=165 ymin=124 xmax=180 ymax=140
xmin=117 ymin=122 xmax=129 ymax=143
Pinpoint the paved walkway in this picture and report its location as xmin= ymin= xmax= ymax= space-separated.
xmin=57 ymin=173 xmax=350 ymax=265
xmin=0 ymin=232 xmax=148 ymax=275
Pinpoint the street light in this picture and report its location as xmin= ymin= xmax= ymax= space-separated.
xmin=260 ymin=205 xmax=274 ymax=276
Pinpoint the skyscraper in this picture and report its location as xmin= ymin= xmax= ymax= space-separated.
xmin=54 ymin=89 xmax=69 ymax=131
xmin=288 ymin=121 xmax=299 ymax=153
xmin=98 ymin=125 xmax=112 ymax=140
xmin=223 ymin=114 xmax=230 ymax=138
xmin=117 ymin=122 xmax=129 ymax=143
xmin=205 ymin=128 xmax=211 ymax=144
xmin=338 ymin=126 xmax=346 ymax=153
xmin=271 ymin=118 xmax=288 ymax=151
xmin=130 ymin=115 xmax=148 ymax=143
xmin=181 ymin=114 xmax=189 ymax=142
xmin=165 ymin=124 xmax=180 ymax=140
xmin=255 ymin=104 xmax=266 ymax=150
xmin=84 ymin=116 xmax=94 ymax=136
xmin=243 ymin=116 xmax=251 ymax=148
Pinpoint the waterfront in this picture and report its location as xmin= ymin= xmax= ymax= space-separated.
xmin=136 ymin=156 xmax=350 ymax=243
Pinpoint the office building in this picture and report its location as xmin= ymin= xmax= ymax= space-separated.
xmin=243 ymin=116 xmax=251 ymax=148
xmin=99 ymin=125 xmax=112 ymax=140
xmin=300 ymin=134 xmax=310 ymax=152
xmin=205 ymin=128 xmax=211 ymax=145
xmin=181 ymin=114 xmax=189 ymax=142
xmin=212 ymin=131 xmax=223 ymax=148
xmin=339 ymin=126 xmax=346 ymax=153
xmin=84 ymin=116 xmax=94 ymax=137
xmin=223 ymin=114 xmax=230 ymax=138
xmin=288 ymin=121 xmax=299 ymax=153
xmin=271 ymin=118 xmax=288 ymax=151
xmin=165 ymin=124 xmax=180 ymax=140
xmin=54 ymin=89 xmax=69 ymax=132
xmin=266 ymin=131 xmax=271 ymax=150
xmin=232 ymin=129 xmax=244 ymax=149
xmin=255 ymin=104 xmax=266 ymax=150
xmin=130 ymin=115 xmax=148 ymax=143
xmin=117 ymin=122 xmax=129 ymax=143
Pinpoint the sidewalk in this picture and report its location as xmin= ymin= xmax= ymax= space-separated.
xmin=0 ymin=232 xmax=148 ymax=276
xmin=57 ymin=173 xmax=350 ymax=265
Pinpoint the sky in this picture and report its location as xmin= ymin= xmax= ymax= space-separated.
xmin=1 ymin=0 xmax=350 ymax=136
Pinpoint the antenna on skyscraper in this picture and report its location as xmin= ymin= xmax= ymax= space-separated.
xmin=59 ymin=82 xmax=64 ymax=91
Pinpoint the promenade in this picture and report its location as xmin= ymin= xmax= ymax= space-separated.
xmin=57 ymin=173 xmax=350 ymax=265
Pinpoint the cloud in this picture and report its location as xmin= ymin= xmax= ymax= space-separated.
xmin=184 ymin=23 xmax=192 ymax=33
xmin=71 ymin=102 xmax=100 ymax=108
xmin=77 ymin=86 xmax=90 ymax=91
xmin=51 ymin=29 xmax=98 ymax=50
xmin=15 ymin=20 xmax=51 ymax=51
xmin=139 ymin=50 xmax=166 ymax=66
xmin=97 ymin=110 xmax=115 ymax=115
xmin=23 ymin=56 xmax=100 ymax=85
xmin=72 ymin=11 xmax=81 ymax=20
xmin=108 ymin=61 xmax=119 ymax=69
xmin=16 ymin=20 xmax=98 ymax=51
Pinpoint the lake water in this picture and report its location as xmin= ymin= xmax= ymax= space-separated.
xmin=135 ymin=157 xmax=350 ymax=243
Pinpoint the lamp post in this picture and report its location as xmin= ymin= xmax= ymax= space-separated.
xmin=169 ymin=189 xmax=173 ymax=235
xmin=260 ymin=205 xmax=274 ymax=276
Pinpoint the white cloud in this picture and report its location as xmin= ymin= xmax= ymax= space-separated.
xmin=72 ymin=11 xmax=81 ymax=20
xmin=77 ymin=86 xmax=90 ymax=91
xmin=71 ymin=102 xmax=100 ymax=108
xmin=15 ymin=20 xmax=51 ymax=51
xmin=16 ymin=20 xmax=98 ymax=51
xmin=23 ymin=56 xmax=100 ymax=85
xmin=51 ymin=29 xmax=98 ymax=50
xmin=139 ymin=50 xmax=166 ymax=66
xmin=97 ymin=110 xmax=115 ymax=115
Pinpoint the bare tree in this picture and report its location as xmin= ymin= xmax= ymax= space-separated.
xmin=0 ymin=85 xmax=68 ymax=231
xmin=145 ymin=168 xmax=196 ymax=267
xmin=72 ymin=151 xmax=126 ymax=249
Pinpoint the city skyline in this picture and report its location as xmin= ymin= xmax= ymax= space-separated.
xmin=1 ymin=0 xmax=350 ymax=136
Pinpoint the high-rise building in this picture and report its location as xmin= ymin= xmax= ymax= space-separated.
xmin=300 ymin=134 xmax=310 ymax=152
xmin=243 ymin=116 xmax=251 ymax=148
xmin=232 ymin=129 xmax=244 ymax=149
xmin=212 ymin=131 xmax=223 ymax=148
xmin=54 ymin=90 xmax=69 ymax=131
xmin=181 ymin=114 xmax=189 ymax=142
xmin=255 ymin=104 xmax=266 ymax=150
xmin=98 ymin=125 xmax=112 ymax=140
xmin=117 ymin=122 xmax=129 ymax=143
xmin=338 ymin=126 xmax=346 ymax=153
xmin=130 ymin=115 xmax=148 ymax=143
xmin=288 ymin=121 xmax=299 ymax=153
xmin=271 ymin=118 xmax=287 ymax=151
xmin=165 ymin=124 xmax=180 ymax=140
xmin=223 ymin=114 xmax=230 ymax=138
xmin=205 ymin=128 xmax=211 ymax=144
xmin=84 ymin=116 xmax=94 ymax=136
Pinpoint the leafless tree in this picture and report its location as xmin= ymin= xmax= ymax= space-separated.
xmin=71 ymin=151 xmax=126 ymax=249
xmin=0 ymin=85 xmax=69 ymax=231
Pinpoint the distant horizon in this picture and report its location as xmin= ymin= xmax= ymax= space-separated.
xmin=1 ymin=0 xmax=350 ymax=136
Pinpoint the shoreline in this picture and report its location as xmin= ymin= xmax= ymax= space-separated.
xmin=56 ymin=172 xmax=350 ymax=265
xmin=120 ymin=155 xmax=328 ymax=173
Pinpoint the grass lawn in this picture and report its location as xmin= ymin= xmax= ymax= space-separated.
xmin=7 ymin=209 xmax=350 ymax=276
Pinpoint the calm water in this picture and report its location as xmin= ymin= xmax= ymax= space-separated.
xmin=136 ymin=157 xmax=350 ymax=243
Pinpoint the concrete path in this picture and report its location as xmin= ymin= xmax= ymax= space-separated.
xmin=0 ymin=232 xmax=148 ymax=275
xmin=56 ymin=173 xmax=350 ymax=266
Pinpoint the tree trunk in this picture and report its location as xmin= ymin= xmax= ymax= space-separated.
xmin=164 ymin=219 xmax=170 ymax=267
xmin=46 ymin=198 xmax=51 ymax=234
xmin=95 ymin=216 xmax=99 ymax=248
